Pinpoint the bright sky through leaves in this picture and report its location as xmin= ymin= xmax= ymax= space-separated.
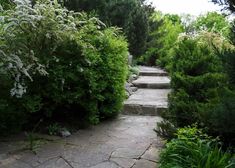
xmin=148 ymin=0 xmax=222 ymax=16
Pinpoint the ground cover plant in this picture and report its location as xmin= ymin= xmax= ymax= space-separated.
xmin=159 ymin=126 xmax=235 ymax=168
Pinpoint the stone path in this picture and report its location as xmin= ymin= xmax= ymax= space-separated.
xmin=124 ymin=66 xmax=170 ymax=116
xmin=0 ymin=66 xmax=169 ymax=168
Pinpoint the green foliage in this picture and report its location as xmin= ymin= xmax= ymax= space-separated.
xmin=47 ymin=123 xmax=61 ymax=135
xmin=202 ymin=49 xmax=235 ymax=146
xmin=167 ymin=32 xmax=231 ymax=127
xmin=163 ymin=31 xmax=235 ymax=147
xmin=159 ymin=126 xmax=235 ymax=168
xmin=155 ymin=120 xmax=177 ymax=139
xmin=137 ymin=11 xmax=164 ymax=65
xmin=25 ymin=119 xmax=43 ymax=154
xmin=140 ymin=12 xmax=184 ymax=67
xmin=63 ymin=0 xmax=152 ymax=57
xmin=156 ymin=14 xmax=184 ymax=68
xmin=220 ymin=47 xmax=235 ymax=87
xmin=0 ymin=75 xmax=28 ymax=134
xmin=127 ymin=65 xmax=139 ymax=79
xmin=204 ymin=89 xmax=235 ymax=146
xmin=26 ymin=132 xmax=39 ymax=154
xmin=0 ymin=0 xmax=128 ymax=134
xmin=0 ymin=0 xmax=15 ymax=10
xmin=194 ymin=12 xmax=231 ymax=38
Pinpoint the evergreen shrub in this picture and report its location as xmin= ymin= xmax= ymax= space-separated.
xmin=168 ymin=34 xmax=226 ymax=127
xmin=165 ymin=32 xmax=235 ymax=146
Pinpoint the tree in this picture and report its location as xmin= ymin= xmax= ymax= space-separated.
xmin=194 ymin=12 xmax=231 ymax=38
xmin=212 ymin=0 xmax=235 ymax=12
xmin=180 ymin=14 xmax=196 ymax=34
xmin=139 ymin=12 xmax=184 ymax=67
xmin=63 ymin=0 xmax=152 ymax=57
xmin=140 ymin=11 xmax=164 ymax=65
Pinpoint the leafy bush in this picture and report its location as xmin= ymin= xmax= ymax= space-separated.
xmin=0 ymin=0 xmax=128 ymax=134
xmin=159 ymin=126 xmax=235 ymax=168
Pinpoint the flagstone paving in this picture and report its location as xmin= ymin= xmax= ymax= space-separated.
xmin=0 ymin=116 xmax=164 ymax=168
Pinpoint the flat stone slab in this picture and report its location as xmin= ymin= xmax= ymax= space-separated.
xmin=138 ymin=66 xmax=168 ymax=76
xmin=133 ymin=76 xmax=170 ymax=89
xmin=132 ymin=159 xmax=156 ymax=168
xmin=0 ymin=115 xmax=164 ymax=168
xmin=123 ymin=89 xmax=171 ymax=116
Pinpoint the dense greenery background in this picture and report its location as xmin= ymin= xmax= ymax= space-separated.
xmin=63 ymin=0 xmax=154 ymax=58
xmin=0 ymin=0 xmax=235 ymax=166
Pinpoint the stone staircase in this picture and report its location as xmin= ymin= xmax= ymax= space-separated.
xmin=123 ymin=66 xmax=171 ymax=116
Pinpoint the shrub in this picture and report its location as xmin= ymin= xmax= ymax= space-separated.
xmin=159 ymin=126 xmax=235 ymax=168
xmin=204 ymin=89 xmax=235 ymax=147
xmin=168 ymin=33 xmax=227 ymax=127
xmin=164 ymin=31 xmax=235 ymax=147
xmin=0 ymin=0 xmax=128 ymax=134
xmin=204 ymin=49 xmax=235 ymax=146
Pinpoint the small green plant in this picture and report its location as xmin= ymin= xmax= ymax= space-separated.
xmin=25 ymin=132 xmax=40 ymax=154
xmin=155 ymin=120 xmax=177 ymax=140
xmin=129 ymin=66 xmax=139 ymax=76
xmin=25 ymin=119 xmax=43 ymax=154
xmin=159 ymin=126 xmax=235 ymax=168
xmin=127 ymin=65 xmax=139 ymax=80
xmin=47 ymin=123 xmax=61 ymax=136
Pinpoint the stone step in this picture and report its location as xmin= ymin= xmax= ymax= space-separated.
xmin=123 ymin=89 xmax=171 ymax=116
xmin=139 ymin=71 xmax=168 ymax=76
xmin=133 ymin=76 xmax=170 ymax=89
xmin=139 ymin=66 xmax=168 ymax=76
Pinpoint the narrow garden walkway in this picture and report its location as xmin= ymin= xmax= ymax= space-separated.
xmin=124 ymin=66 xmax=170 ymax=116
xmin=0 ymin=66 xmax=169 ymax=168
